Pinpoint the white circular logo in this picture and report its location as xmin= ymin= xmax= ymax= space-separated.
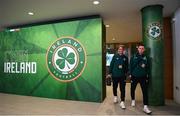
xmin=46 ymin=37 xmax=86 ymax=82
xmin=148 ymin=25 xmax=161 ymax=38
xmin=147 ymin=22 xmax=162 ymax=40
xmin=53 ymin=45 xmax=78 ymax=73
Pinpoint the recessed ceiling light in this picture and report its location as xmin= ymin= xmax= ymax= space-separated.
xmin=106 ymin=25 xmax=110 ymax=28
xmin=9 ymin=28 xmax=20 ymax=32
xmin=28 ymin=12 xmax=34 ymax=16
xmin=93 ymin=1 xmax=100 ymax=5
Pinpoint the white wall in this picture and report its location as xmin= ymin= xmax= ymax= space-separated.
xmin=173 ymin=7 xmax=180 ymax=104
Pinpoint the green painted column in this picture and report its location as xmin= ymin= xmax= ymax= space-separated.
xmin=141 ymin=5 xmax=164 ymax=106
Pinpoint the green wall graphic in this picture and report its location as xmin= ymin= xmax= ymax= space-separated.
xmin=0 ymin=17 xmax=105 ymax=102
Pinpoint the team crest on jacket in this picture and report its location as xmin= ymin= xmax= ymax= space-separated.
xmin=123 ymin=58 xmax=126 ymax=61
xmin=146 ymin=22 xmax=162 ymax=40
xmin=46 ymin=36 xmax=86 ymax=82
xmin=143 ymin=56 xmax=147 ymax=60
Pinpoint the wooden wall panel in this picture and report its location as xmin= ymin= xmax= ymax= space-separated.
xmin=164 ymin=17 xmax=173 ymax=99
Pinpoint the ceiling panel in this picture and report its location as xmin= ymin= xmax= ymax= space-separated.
xmin=0 ymin=0 xmax=179 ymax=43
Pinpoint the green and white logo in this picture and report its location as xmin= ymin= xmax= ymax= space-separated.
xmin=46 ymin=37 xmax=86 ymax=82
xmin=147 ymin=22 xmax=162 ymax=40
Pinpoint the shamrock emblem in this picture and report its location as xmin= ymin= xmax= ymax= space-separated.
xmin=56 ymin=48 xmax=75 ymax=69
xmin=149 ymin=26 xmax=160 ymax=38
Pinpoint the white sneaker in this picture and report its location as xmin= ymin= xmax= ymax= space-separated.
xmin=113 ymin=96 xmax=118 ymax=103
xmin=131 ymin=100 xmax=135 ymax=107
xmin=120 ymin=101 xmax=126 ymax=109
xmin=143 ymin=105 xmax=152 ymax=114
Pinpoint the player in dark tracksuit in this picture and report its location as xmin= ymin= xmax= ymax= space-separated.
xmin=129 ymin=44 xmax=152 ymax=114
xmin=108 ymin=45 xmax=128 ymax=109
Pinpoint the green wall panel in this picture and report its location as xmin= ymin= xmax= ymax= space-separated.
xmin=0 ymin=17 xmax=105 ymax=102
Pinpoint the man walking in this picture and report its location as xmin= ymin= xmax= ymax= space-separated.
xmin=130 ymin=44 xmax=152 ymax=114
xmin=108 ymin=45 xmax=128 ymax=109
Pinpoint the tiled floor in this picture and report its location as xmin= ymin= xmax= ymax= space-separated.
xmin=0 ymin=83 xmax=180 ymax=115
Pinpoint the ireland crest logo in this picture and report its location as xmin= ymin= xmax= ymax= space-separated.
xmin=147 ymin=22 xmax=162 ymax=40
xmin=46 ymin=36 xmax=86 ymax=82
